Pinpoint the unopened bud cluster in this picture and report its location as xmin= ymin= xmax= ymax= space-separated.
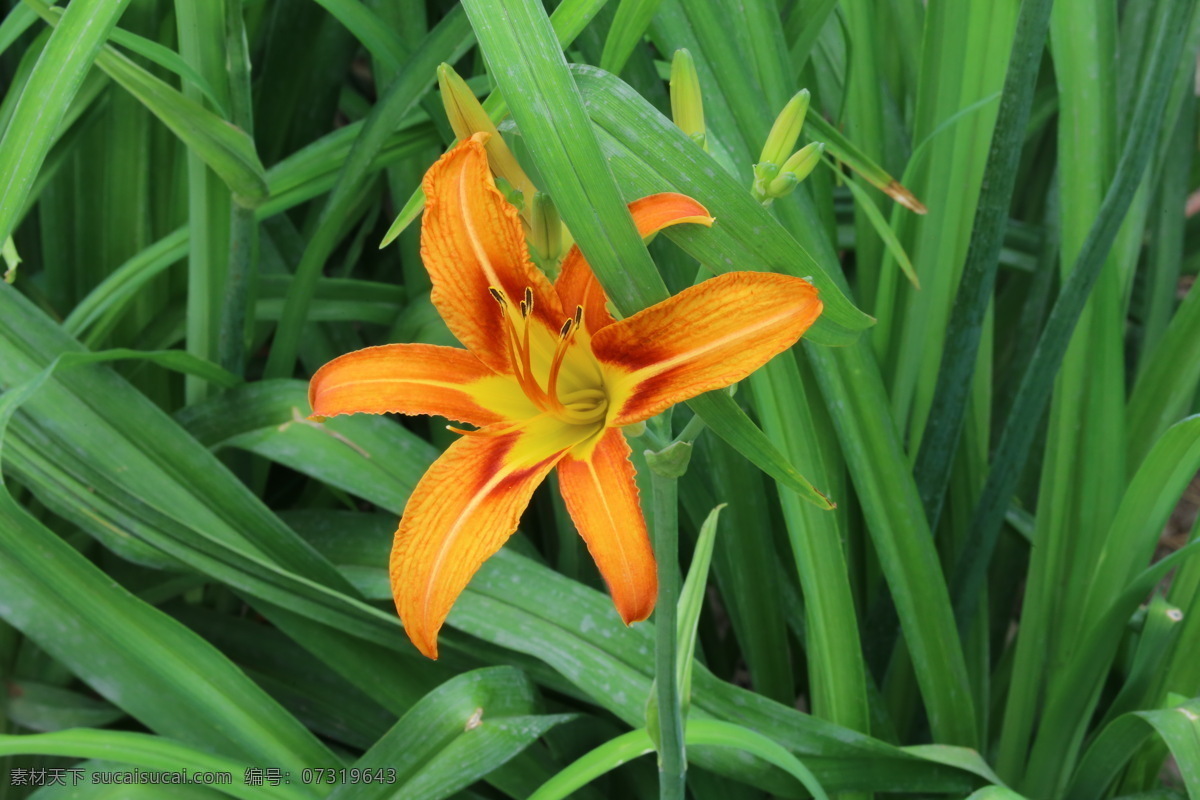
xmin=752 ymin=90 xmax=823 ymax=204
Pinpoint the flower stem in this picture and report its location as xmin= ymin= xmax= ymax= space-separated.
xmin=651 ymin=465 xmax=685 ymax=800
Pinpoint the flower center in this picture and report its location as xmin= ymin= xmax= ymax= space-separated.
xmin=490 ymin=286 xmax=608 ymax=427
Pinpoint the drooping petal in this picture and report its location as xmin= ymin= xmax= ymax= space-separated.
xmin=557 ymin=427 xmax=657 ymax=625
xmin=555 ymin=193 xmax=713 ymax=334
xmin=421 ymin=133 xmax=564 ymax=373
xmin=391 ymin=416 xmax=597 ymax=658
xmin=309 ymin=343 xmax=537 ymax=426
xmin=594 ymin=272 xmax=822 ymax=426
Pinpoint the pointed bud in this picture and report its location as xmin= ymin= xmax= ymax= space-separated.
xmin=772 ymin=142 xmax=824 ymax=190
xmin=437 ymin=63 xmax=536 ymax=202
xmin=754 ymin=142 xmax=824 ymax=204
xmin=670 ymin=49 xmax=706 ymax=151
xmin=758 ymin=90 xmax=810 ymax=171
xmin=528 ymin=191 xmax=564 ymax=272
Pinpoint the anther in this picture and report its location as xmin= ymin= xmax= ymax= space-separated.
xmin=574 ymin=305 xmax=583 ymax=327
xmin=488 ymin=287 xmax=506 ymax=306
xmin=559 ymin=318 xmax=574 ymax=338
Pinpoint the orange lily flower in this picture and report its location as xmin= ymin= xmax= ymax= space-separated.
xmin=309 ymin=133 xmax=823 ymax=659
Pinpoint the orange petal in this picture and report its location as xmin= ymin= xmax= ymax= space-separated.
xmin=594 ymin=272 xmax=822 ymax=426
xmin=421 ymin=134 xmax=564 ymax=373
xmin=555 ymin=193 xmax=713 ymax=334
xmin=557 ymin=428 xmax=657 ymax=625
xmin=308 ymin=343 xmax=537 ymax=426
xmin=391 ymin=416 xmax=596 ymax=658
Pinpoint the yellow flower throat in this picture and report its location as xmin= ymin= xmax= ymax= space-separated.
xmin=490 ymin=286 xmax=609 ymax=427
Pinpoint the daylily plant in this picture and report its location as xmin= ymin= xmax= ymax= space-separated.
xmin=308 ymin=133 xmax=823 ymax=659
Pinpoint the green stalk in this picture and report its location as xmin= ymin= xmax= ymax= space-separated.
xmin=175 ymin=0 xmax=231 ymax=403
xmin=217 ymin=0 xmax=255 ymax=377
xmin=649 ymin=452 xmax=686 ymax=800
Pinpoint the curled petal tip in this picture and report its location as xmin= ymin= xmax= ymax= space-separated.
xmin=416 ymin=639 xmax=439 ymax=660
xmin=618 ymin=597 xmax=656 ymax=626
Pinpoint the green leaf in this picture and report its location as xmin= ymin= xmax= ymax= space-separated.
xmin=686 ymin=392 xmax=834 ymax=509
xmin=1066 ymin=698 xmax=1200 ymax=800
xmin=0 ymin=729 xmax=313 ymax=800
xmin=309 ymin=0 xmax=408 ymax=71
xmin=804 ymin=113 xmax=925 ymax=214
xmin=909 ymin=0 xmax=1053 ymax=529
xmin=3 ymin=681 xmax=125 ymax=732
xmin=1084 ymin=415 xmax=1200 ymax=620
xmin=527 ymin=728 xmax=655 ymax=800
xmin=839 ymin=170 xmax=918 ymax=288
xmin=600 ymin=0 xmax=666 ymax=74
xmin=686 ymin=720 xmax=830 ymax=800
xmin=0 ymin=495 xmax=336 ymax=776
xmin=329 ymin=667 xmax=574 ymax=800
xmin=0 ymin=0 xmax=132 ymax=244
xmin=529 ymin=719 xmax=835 ymax=800
xmin=262 ymin=5 xmax=474 ymax=378
xmin=323 ymin=531 xmax=989 ymax=794
xmin=23 ymin=0 xmax=268 ymax=206
xmin=676 ymin=503 xmax=724 ymax=708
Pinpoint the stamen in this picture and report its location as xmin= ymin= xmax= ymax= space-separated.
xmin=524 ymin=287 xmax=534 ymax=310
xmin=574 ymin=305 xmax=583 ymax=327
xmin=488 ymin=286 xmax=506 ymax=306
xmin=546 ymin=312 xmax=581 ymax=412
xmin=519 ymin=310 xmax=542 ymax=403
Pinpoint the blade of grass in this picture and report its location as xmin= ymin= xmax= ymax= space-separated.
xmin=0 ymin=0 xmax=132 ymax=245
xmin=261 ymin=6 xmax=472 ymax=380
xmin=952 ymin=0 xmax=1194 ymax=630
xmin=0 ymin=730 xmax=313 ymax=800
xmin=625 ymin=9 xmax=978 ymax=745
xmin=174 ymin=0 xmax=230 ymax=403
xmin=328 ymin=667 xmax=573 ymax=800
xmin=749 ymin=354 xmax=870 ymax=737
xmin=1066 ymin=699 xmax=1200 ymax=800
xmin=218 ymin=0 xmax=256 ymax=376
xmin=975 ymin=6 xmax=1196 ymax=776
xmin=0 ymin=495 xmax=337 ymax=776
xmin=911 ymin=0 xmax=1055 ymax=531
xmin=599 ymin=0 xmax=664 ymax=74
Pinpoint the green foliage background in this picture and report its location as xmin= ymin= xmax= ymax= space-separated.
xmin=2 ymin=0 xmax=1200 ymax=797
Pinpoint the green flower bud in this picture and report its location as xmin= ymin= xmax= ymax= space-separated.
xmin=670 ymin=49 xmax=707 ymax=151
xmin=437 ymin=63 xmax=536 ymax=202
xmin=528 ymin=192 xmax=564 ymax=273
xmin=758 ymin=89 xmax=809 ymax=170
